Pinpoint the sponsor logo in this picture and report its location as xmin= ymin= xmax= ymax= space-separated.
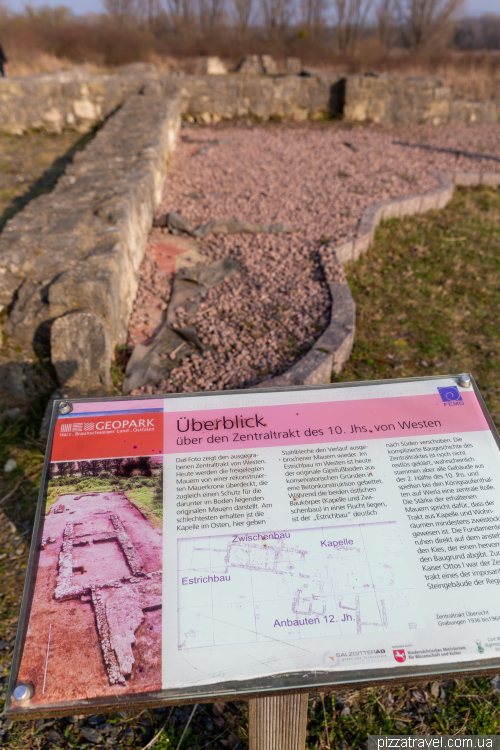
xmin=476 ymin=639 xmax=485 ymax=654
xmin=321 ymin=651 xmax=338 ymax=667
xmin=437 ymin=386 xmax=463 ymax=404
xmin=393 ymin=648 xmax=406 ymax=663
xmin=335 ymin=649 xmax=386 ymax=662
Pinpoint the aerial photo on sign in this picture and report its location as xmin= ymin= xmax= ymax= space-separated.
xmin=16 ymin=452 xmax=163 ymax=705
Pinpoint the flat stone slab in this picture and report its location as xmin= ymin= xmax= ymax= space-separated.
xmin=128 ymin=234 xmax=207 ymax=348
xmin=124 ymin=256 xmax=239 ymax=393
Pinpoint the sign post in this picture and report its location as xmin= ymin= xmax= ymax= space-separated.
xmin=6 ymin=374 xmax=500 ymax=742
xmin=249 ymin=694 xmax=309 ymax=750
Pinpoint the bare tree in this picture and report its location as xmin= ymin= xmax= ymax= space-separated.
xmin=104 ymin=0 xmax=140 ymax=25
xmin=163 ymin=0 xmax=193 ymax=32
xmin=77 ymin=460 xmax=92 ymax=477
xmin=232 ymin=0 xmax=253 ymax=36
xmin=395 ymin=0 xmax=464 ymax=49
xmin=54 ymin=461 xmax=71 ymax=478
xmin=260 ymin=0 xmax=294 ymax=37
xmin=199 ymin=0 xmax=225 ymax=29
xmin=137 ymin=0 xmax=163 ymax=30
xmin=300 ymin=0 xmax=325 ymax=37
xmin=481 ymin=13 xmax=500 ymax=50
xmin=377 ymin=0 xmax=396 ymax=47
xmin=100 ymin=458 xmax=115 ymax=474
xmin=333 ymin=0 xmax=374 ymax=52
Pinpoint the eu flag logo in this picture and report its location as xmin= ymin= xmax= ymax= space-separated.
xmin=437 ymin=386 xmax=463 ymax=403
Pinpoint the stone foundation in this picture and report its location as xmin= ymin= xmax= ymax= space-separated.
xmin=0 ymin=90 xmax=181 ymax=405
xmin=178 ymin=73 xmax=345 ymax=121
xmin=344 ymin=74 xmax=500 ymax=126
xmin=0 ymin=68 xmax=497 ymax=133
xmin=0 ymin=65 xmax=166 ymax=135
xmin=0 ymin=66 xmax=499 ymax=408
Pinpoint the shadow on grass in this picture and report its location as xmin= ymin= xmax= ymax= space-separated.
xmin=0 ymin=128 xmax=98 ymax=233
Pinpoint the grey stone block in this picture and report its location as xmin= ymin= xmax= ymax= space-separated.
xmin=334 ymin=240 xmax=355 ymax=264
xmin=286 ymin=58 xmax=302 ymax=75
xmin=419 ymin=189 xmax=443 ymax=212
xmin=0 ymin=358 xmax=54 ymax=409
xmin=344 ymin=74 xmax=452 ymax=125
xmin=361 ymin=203 xmax=385 ymax=228
xmin=481 ymin=173 xmax=500 ymax=187
xmin=195 ymin=57 xmax=227 ymax=75
xmin=453 ymin=172 xmax=483 ymax=187
xmin=353 ymin=232 xmax=371 ymax=260
xmin=235 ymin=55 xmax=279 ymax=76
xmin=433 ymin=181 xmax=454 ymax=209
xmin=398 ymin=195 xmax=424 ymax=217
xmin=379 ymin=199 xmax=403 ymax=220
xmin=51 ymin=311 xmax=112 ymax=391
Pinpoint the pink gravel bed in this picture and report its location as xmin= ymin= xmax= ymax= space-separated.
xmin=128 ymin=122 xmax=500 ymax=395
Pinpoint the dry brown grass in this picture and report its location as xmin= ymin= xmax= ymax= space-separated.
xmin=6 ymin=53 xmax=107 ymax=77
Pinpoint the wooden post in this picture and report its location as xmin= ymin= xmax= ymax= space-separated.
xmin=248 ymin=693 xmax=309 ymax=750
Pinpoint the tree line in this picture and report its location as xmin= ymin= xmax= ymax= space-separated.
xmin=1 ymin=1 xmax=499 ymax=71
xmin=50 ymin=456 xmax=159 ymax=479
xmin=103 ymin=0 xmax=497 ymax=52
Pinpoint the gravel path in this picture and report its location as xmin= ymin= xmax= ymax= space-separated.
xmin=128 ymin=122 xmax=500 ymax=395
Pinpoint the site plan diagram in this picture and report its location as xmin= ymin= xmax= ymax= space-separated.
xmin=177 ymin=521 xmax=421 ymax=649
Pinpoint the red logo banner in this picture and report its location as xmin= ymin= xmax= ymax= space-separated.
xmin=51 ymin=412 xmax=164 ymax=461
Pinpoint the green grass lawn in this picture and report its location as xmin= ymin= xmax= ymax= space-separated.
xmin=335 ymin=186 xmax=500 ymax=430
xmin=1 ymin=185 xmax=500 ymax=748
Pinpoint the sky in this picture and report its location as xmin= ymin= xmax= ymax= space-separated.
xmin=5 ymin=0 xmax=500 ymax=16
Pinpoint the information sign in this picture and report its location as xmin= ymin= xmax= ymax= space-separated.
xmin=6 ymin=375 xmax=500 ymax=718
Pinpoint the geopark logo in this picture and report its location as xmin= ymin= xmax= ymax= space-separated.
xmin=59 ymin=417 xmax=156 ymax=435
xmin=393 ymin=648 xmax=406 ymax=663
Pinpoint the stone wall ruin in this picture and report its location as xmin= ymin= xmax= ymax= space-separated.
xmin=0 ymin=67 xmax=498 ymax=134
xmin=0 ymin=88 xmax=180 ymax=406
xmin=0 ymin=65 xmax=499 ymax=410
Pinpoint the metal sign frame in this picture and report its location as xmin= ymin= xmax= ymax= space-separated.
xmin=6 ymin=374 xmax=500 ymax=720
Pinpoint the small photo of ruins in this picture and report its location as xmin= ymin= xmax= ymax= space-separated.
xmin=16 ymin=455 xmax=163 ymax=706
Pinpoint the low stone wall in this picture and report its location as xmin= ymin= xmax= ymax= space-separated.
xmin=179 ymin=72 xmax=499 ymax=126
xmin=178 ymin=73 xmax=344 ymax=121
xmin=0 ymin=68 xmax=498 ymax=131
xmin=0 ymin=91 xmax=181 ymax=407
xmin=344 ymin=74 xmax=500 ymax=126
xmin=449 ymin=99 xmax=500 ymax=125
xmin=0 ymin=65 xmax=171 ymax=135
xmin=0 ymin=68 xmax=343 ymax=133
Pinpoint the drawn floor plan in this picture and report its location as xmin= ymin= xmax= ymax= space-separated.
xmin=177 ymin=522 xmax=421 ymax=649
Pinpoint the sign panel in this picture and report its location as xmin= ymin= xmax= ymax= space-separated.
xmin=7 ymin=376 xmax=500 ymax=717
